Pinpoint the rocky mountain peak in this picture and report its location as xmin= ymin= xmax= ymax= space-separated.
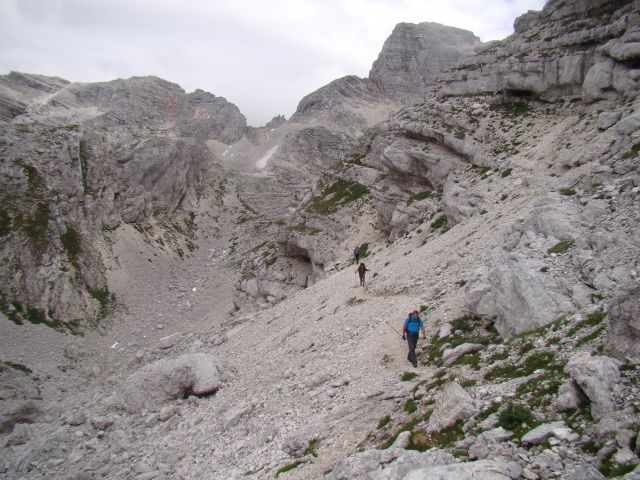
xmin=369 ymin=21 xmax=482 ymax=102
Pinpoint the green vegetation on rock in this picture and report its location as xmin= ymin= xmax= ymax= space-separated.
xmin=307 ymin=180 xmax=369 ymax=214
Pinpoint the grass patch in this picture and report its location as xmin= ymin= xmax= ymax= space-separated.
xmin=450 ymin=313 xmax=475 ymax=334
xmin=405 ymin=399 xmax=417 ymax=413
xmin=303 ymin=439 xmax=318 ymax=457
xmin=485 ymin=350 xmax=559 ymax=381
xmin=23 ymin=202 xmax=51 ymax=255
xmin=567 ymin=310 xmax=607 ymax=336
xmin=88 ymin=288 xmax=116 ymax=321
xmin=377 ymin=415 xmax=391 ymax=429
xmin=307 ymin=180 xmax=369 ymax=215
xmin=452 ymin=351 xmax=481 ymax=369
xmin=491 ymin=101 xmax=532 ymax=116
xmin=5 ymin=361 xmax=33 ymax=375
xmin=455 ymin=279 xmax=467 ymax=288
xmin=359 ymin=242 xmax=369 ymax=259
xmin=401 ymin=371 xmax=418 ymax=382
xmin=576 ymin=325 xmax=606 ymax=346
xmin=559 ymin=187 xmax=577 ymax=196
xmin=275 ymin=461 xmax=302 ymax=476
xmin=407 ymin=191 xmax=432 ymax=205
xmin=501 ymin=168 xmax=513 ymax=177
xmin=547 ymin=239 xmax=574 ymax=255
xmin=430 ymin=214 xmax=448 ymax=230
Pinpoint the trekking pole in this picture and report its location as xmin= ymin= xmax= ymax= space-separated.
xmin=385 ymin=322 xmax=404 ymax=338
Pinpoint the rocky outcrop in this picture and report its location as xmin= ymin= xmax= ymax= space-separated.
xmin=440 ymin=0 xmax=639 ymax=104
xmin=370 ymin=22 xmax=481 ymax=102
xmin=0 ymin=74 xmax=237 ymax=325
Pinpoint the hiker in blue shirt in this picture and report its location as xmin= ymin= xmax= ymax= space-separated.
xmin=403 ymin=310 xmax=426 ymax=368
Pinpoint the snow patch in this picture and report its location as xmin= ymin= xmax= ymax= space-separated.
xmin=256 ymin=145 xmax=278 ymax=169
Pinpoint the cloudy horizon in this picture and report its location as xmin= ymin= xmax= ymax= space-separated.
xmin=0 ymin=0 xmax=547 ymax=126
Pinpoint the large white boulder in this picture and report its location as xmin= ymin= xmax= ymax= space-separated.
xmin=564 ymin=352 xmax=620 ymax=421
xmin=119 ymin=352 xmax=223 ymax=413
xmin=428 ymin=382 xmax=478 ymax=432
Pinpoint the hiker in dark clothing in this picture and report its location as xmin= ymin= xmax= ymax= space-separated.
xmin=402 ymin=310 xmax=426 ymax=368
xmin=356 ymin=262 xmax=368 ymax=287
xmin=354 ymin=246 xmax=361 ymax=264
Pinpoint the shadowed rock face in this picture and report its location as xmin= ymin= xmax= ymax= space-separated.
xmin=369 ymin=22 xmax=481 ymax=102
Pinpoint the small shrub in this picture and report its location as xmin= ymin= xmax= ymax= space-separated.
xmin=559 ymin=187 xmax=577 ymax=196
xmin=455 ymin=279 xmax=467 ymax=288
xmin=60 ymin=225 xmax=82 ymax=262
xmin=547 ymin=239 xmax=574 ymax=255
xmin=359 ymin=242 xmax=369 ymax=258
xmin=498 ymin=403 xmax=534 ymax=435
xmin=501 ymin=168 xmax=513 ymax=177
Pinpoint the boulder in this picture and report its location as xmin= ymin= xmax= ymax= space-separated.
xmin=119 ymin=353 xmax=223 ymax=413
xmin=605 ymin=287 xmax=640 ymax=361
xmin=565 ymin=352 xmax=620 ymax=421
xmin=521 ymin=421 xmax=572 ymax=445
xmin=555 ymin=379 xmax=588 ymax=412
xmin=466 ymin=252 xmax=575 ymax=338
xmin=428 ymin=382 xmax=478 ymax=432
xmin=468 ymin=427 xmax=513 ymax=460
xmin=441 ymin=343 xmax=484 ymax=366
xmin=566 ymin=464 xmax=606 ymax=480
xmin=443 ymin=175 xmax=488 ymax=226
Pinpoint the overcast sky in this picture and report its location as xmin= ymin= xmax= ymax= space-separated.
xmin=0 ymin=0 xmax=546 ymax=126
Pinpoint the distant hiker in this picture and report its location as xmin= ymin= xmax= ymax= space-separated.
xmin=356 ymin=262 xmax=369 ymax=287
xmin=354 ymin=246 xmax=361 ymax=264
xmin=403 ymin=310 xmax=426 ymax=368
